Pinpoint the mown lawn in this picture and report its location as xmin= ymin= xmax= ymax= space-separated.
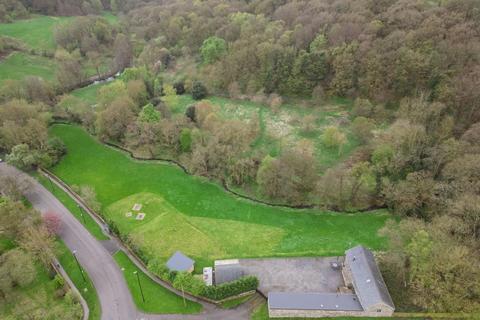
xmin=113 ymin=251 xmax=202 ymax=314
xmin=0 ymin=15 xmax=71 ymax=50
xmin=0 ymin=52 xmax=56 ymax=82
xmin=57 ymin=240 xmax=101 ymax=320
xmin=50 ymin=124 xmax=390 ymax=270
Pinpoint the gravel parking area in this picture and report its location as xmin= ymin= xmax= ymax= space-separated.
xmin=238 ymin=257 xmax=345 ymax=295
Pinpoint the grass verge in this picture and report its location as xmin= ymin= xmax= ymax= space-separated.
xmin=57 ymin=240 xmax=101 ymax=320
xmin=36 ymin=173 xmax=108 ymax=241
xmin=113 ymin=250 xmax=202 ymax=314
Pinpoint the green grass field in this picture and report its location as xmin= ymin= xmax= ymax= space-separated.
xmin=50 ymin=124 xmax=390 ymax=270
xmin=57 ymin=240 xmax=101 ymax=320
xmin=0 ymin=52 xmax=56 ymax=82
xmin=0 ymin=13 xmax=117 ymax=51
xmin=0 ymin=15 xmax=71 ymax=50
xmin=72 ymin=82 xmax=107 ymax=105
xmin=113 ymin=251 xmax=202 ymax=314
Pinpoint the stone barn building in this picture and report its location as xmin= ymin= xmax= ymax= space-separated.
xmin=268 ymin=245 xmax=394 ymax=318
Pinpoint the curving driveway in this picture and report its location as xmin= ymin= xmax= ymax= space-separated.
xmin=0 ymin=163 xmax=262 ymax=320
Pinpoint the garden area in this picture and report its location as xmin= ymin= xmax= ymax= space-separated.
xmin=49 ymin=124 xmax=390 ymax=271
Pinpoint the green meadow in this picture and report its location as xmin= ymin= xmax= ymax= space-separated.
xmin=0 ymin=52 xmax=56 ymax=82
xmin=50 ymin=124 xmax=390 ymax=270
xmin=0 ymin=15 xmax=71 ymax=50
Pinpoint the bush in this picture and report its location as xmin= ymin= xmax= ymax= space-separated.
xmin=192 ymin=81 xmax=208 ymax=100
xmin=47 ymin=137 xmax=67 ymax=164
xmin=185 ymin=105 xmax=196 ymax=122
xmin=173 ymin=81 xmax=185 ymax=95
xmin=53 ymin=274 xmax=65 ymax=289
xmin=173 ymin=272 xmax=205 ymax=296
xmin=148 ymin=259 xmax=177 ymax=282
xmin=321 ymin=126 xmax=347 ymax=151
xmin=201 ymin=276 xmax=258 ymax=300
xmin=351 ymin=116 xmax=375 ymax=144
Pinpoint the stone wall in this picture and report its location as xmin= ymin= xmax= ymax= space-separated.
xmin=269 ymin=307 xmax=394 ymax=318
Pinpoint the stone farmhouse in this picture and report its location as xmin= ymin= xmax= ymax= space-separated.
xmin=268 ymin=245 xmax=395 ymax=318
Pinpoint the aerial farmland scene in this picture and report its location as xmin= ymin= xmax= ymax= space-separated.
xmin=0 ymin=1 xmax=479 ymax=319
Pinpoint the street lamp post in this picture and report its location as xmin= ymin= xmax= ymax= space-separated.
xmin=134 ymin=271 xmax=145 ymax=303
xmin=72 ymin=250 xmax=86 ymax=283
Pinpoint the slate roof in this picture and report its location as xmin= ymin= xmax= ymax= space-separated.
xmin=166 ymin=251 xmax=194 ymax=272
xmin=214 ymin=265 xmax=244 ymax=285
xmin=345 ymin=245 xmax=395 ymax=310
xmin=268 ymin=292 xmax=363 ymax=311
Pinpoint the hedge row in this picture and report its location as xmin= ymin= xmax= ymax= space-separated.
xmin=147 ymin=259 xmax=258 ymax=301
xmin=201 ymin=276 xmax=258 ymax=300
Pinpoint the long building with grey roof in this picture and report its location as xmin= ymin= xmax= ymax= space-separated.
xmin=268 ymin=245 xmax=395 ymax=318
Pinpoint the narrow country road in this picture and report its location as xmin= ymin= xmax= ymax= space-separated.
xmin=0 ymin=163 xmax=262 ymax=320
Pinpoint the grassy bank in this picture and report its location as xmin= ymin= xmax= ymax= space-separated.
xmin=113 ymin=251 xmax=202 ymax=314
xmin=36 ymin=173 xmax=108 ymax=241
xmin=50 ymin=124 xmax=390 ymax=270
xmin=57 ymin=240 xmax=101 ymax=320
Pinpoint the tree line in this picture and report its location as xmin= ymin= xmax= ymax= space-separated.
xmin=0 ymin=179 xmax=82 ymax=319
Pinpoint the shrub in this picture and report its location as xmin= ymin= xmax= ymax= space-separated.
xmin=185 ymin=105 xmax=196 ymax=122
xmin=138 ymin=103 xmax=161 ymax=123
xmin=192 ymin=81 xmax=208 ymax=100
xmin=351 ymin=116 xmax=375 ymax=143
xmin=148 ymin=259 xmax=177 ymax=282
xmin=321 ymin=126 xmax=347 ymax=151
xmin=53 ymin=274 xmax=65 ymax=289
xmin=173 ymin=272 xmax=205 ymax=296
xmin=201 ymin=276 xmax=258 ymax=300
xmin=173 ymin=81 xmax=185 ymax=95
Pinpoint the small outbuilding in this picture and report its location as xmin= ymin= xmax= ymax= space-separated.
xmin=213 ymin=259 xmax=244 ymax=285
xmin=166 ymin=251 xmax=195 ymax=273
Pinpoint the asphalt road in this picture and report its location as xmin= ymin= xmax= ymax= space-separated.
xmin=0 ymin=163 xmax=262 ymax=320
